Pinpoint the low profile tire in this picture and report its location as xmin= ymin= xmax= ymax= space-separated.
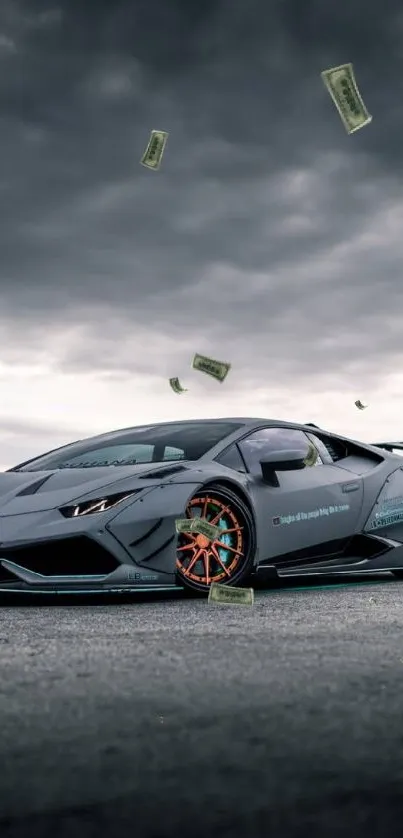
xmin=392 ymin=571 xmax=403 ymax=579
xmin=175 ymin=483 xmax=256 ymax=594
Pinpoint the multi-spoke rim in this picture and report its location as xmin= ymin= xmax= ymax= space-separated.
xmin=176 ymin=493 xmax=246 ymax=586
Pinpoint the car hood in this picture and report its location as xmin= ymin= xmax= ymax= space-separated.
xmin=0 ymin=463 xmax=191 ymax=515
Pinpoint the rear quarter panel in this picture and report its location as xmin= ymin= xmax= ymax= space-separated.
xmin=362 ymin=463 xmax=403 ymax=537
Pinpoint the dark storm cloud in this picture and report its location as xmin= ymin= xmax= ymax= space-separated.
xmin=1 ymin=0 xmax=403 ymax=390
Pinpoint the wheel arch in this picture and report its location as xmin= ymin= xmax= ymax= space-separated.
xmin=177 ymin=478 xmax=258 ymax=592
xmin=197 ymin=478 xmax=256 ymax=526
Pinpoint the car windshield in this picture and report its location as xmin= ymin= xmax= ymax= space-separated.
xmin=11 ymin=422 xmax=242 ymax=472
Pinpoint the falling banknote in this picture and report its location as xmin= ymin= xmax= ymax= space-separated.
xmin=175 ymin=517 xmax=222 ymax=541
xmin=355 ymin=400 xmax=368 ymax=410
xmin=191 ymin=518 xmax=222 ymax=541
xmin=321 ymin=63 xmax=372 ymax=134
xmin=169 ymin=377 xmax=187 ymax=394
xmin=140 ymin=130 xmax=169 ymax=170
xmin=192 ymin=353 xmax=231 ymax=383
xmin=208 ymin=583 xmax=254 ymax=606
xmin=175 ymin=518 xmax=193 ymax=534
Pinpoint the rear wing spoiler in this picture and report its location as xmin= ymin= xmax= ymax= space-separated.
xmin=372 ymin=441 xmax=403 ymax=452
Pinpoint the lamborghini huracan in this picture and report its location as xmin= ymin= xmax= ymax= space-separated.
xmin=1 ymin=417 xmax=403 ymax=595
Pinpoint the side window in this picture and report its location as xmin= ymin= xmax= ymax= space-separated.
xmin=238 ymin=428 xmax=315 ymax=474
xmin=306 ymin=433 xmax=331 ymax=465
xmin=123 ymin=444 xmax=154 ymax=464
xmin=215 ymin=444 xmax=247 ymax=473
xmin=164 ymin=446 xmax=185 ymax=461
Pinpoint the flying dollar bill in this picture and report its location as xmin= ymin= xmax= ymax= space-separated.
xmin=169 ymin=377 xmax=187 ymax=394
xmin=321 ymin=63 xmax=372 ymax=134
xmin=192 ymin=353 xmax=231 ymax=383
xmin=175 ymin=518 xmax=193 ymax=534
xmin=175 ymin=517 xmax=222 ymax=541
xmin=191 ymin=518 xmax=222 ymax=541
xmin=140 ymin=130 xmax=169 ymax=170
xmin=208 ymin=583 xmax=254 ymax=606
xmin=355 ymin=400 xmax=368 ymax=410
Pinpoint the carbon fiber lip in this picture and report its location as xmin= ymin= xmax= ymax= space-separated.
xmin=0 ymin=558 xmax=108 ymax=582
xmin=0 ymin=585 xmax=183 ymax=594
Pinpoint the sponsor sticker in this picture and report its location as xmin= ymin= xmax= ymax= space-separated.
xmin=368 ymin=494 xmax=403 ymax=529
xmin=272 ymin=503 xmax=350 ymax=527
xmin=126 ymin=571 xmax=158 ymax=582
xmin=369 ymin=510 xmax=403 ymax=529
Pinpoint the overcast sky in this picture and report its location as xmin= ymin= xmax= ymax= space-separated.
xmin=1 ymin=0 xmax=403 ymax=468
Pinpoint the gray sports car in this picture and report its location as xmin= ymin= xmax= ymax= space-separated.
xmin=1 ymin=417 xmax=403 ymax=595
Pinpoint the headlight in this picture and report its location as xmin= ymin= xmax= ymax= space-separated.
xmin=60 ymin=490 xmax=142 ymax=518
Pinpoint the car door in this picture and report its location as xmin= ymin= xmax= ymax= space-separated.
xmin=238 ymin=427 xmax=364 ymax=561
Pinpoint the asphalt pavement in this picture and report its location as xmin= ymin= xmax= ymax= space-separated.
xmin=1 ymin=575 xmax=403 ymax=838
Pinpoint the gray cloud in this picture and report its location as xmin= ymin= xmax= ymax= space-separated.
xmin=1 ymin=0 xmax=403 ymax=412
xmin=0 ymin=417 xmax=89 ymax=469
xmin=0 ymin=417 xmax=83 ymax=438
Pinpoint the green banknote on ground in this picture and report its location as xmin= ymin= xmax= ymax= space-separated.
xmin=192 ymin=353 xmax=231 ymax=383
xmin=208 ymin=583 xmax=254 ymax=606
xmin=321 ymin=63 xmax=372 ymax=134
xmin=140 ymin=130 xmax=169 ymax=170
xmin=169 ymin=377 xmax=187 ymax=394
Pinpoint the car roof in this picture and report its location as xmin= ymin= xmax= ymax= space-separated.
xmin=106 ymin=417 xmax=316 ymax=433
xmin=11 ymin=416 xmax=390 ymax=473
xmin=89 ymin=418 xmax=380 ymax=453
xmin=59 ymin=417 xmax=314 ymax=448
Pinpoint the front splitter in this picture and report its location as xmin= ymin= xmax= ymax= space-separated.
xmin=0 ymin=584 xmax=184 ymax=595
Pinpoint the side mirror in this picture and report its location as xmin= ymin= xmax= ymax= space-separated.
xmin=260 ymin=449 xmax=306 ymax=484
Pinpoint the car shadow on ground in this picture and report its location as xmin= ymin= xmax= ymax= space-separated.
xmin=0 ymin=572 xmax=397 ymax=607
xmin=252 ymin=570 xmax=396 ymax=590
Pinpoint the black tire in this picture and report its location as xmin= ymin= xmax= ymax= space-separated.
xmin=392 ymin=571 xmax=403 ymax=579
xmin=175 ymin=483 xmax=256 ymax=594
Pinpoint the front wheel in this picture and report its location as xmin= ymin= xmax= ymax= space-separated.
xmin=176 ymin=484 xmax=256 ymax=594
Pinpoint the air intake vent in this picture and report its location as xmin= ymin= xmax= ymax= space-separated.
xmin=16 ymin=475 xmax=52 ymax=496
xmin=0 ymin=537 xmax=119 ymax=576
xmin=320 ymin=438 xmax=346 ymax=462
xmin=0 ymin=562 xmax=19 ymax=583
xmin=139 ymin=465 xmax=187 ymax=479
